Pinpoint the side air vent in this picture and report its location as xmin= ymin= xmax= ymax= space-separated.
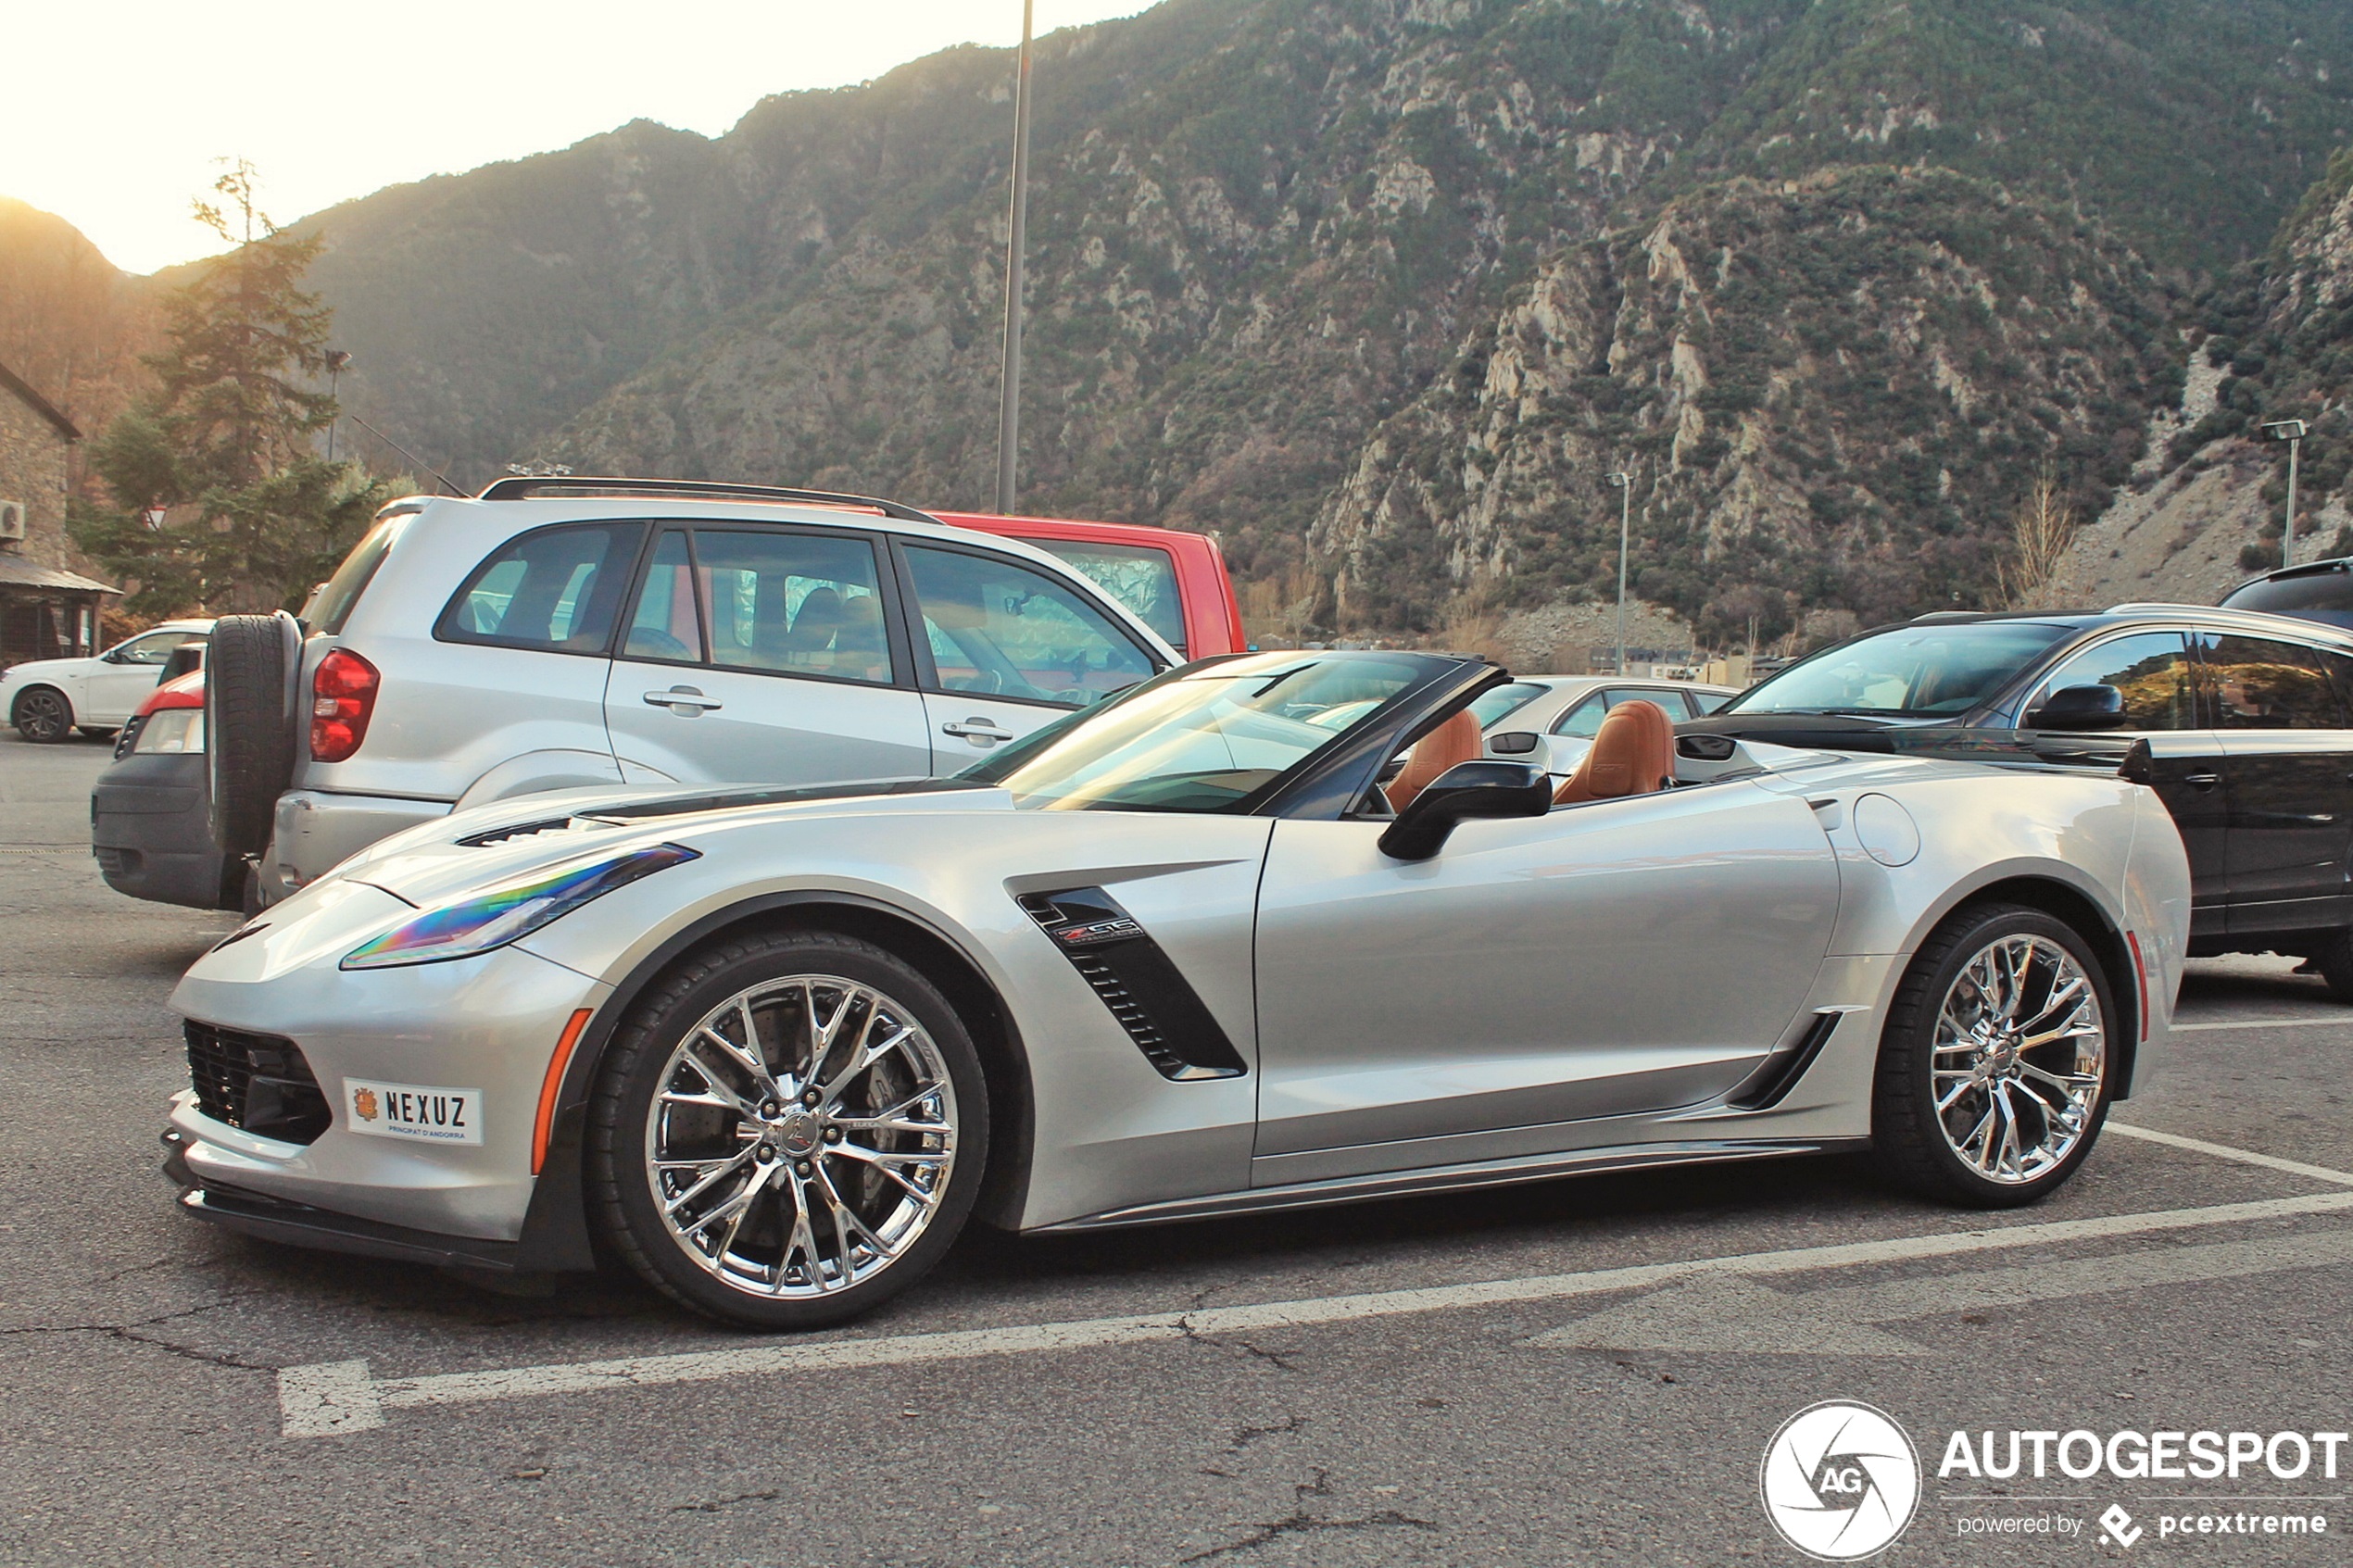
xmin=1728 ymin=1010 xmax=1844 ymax=1110
xmin=1018 ymin=887 xmax=1246 ymax=1081
xmin=456 ymin=816 xmax=578 ymax=847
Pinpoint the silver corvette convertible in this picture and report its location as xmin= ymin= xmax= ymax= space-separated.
xmin=164 ymin=651 xmax=2191 ymax=1328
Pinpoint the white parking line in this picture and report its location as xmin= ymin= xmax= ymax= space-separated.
xmin=2106 ymin=1123 xmax=2353 ymax=1187
xmin=2172 ymin=1015 xmax=2351 ymax=1033
xmin=277 ymin=1187 xmax=2353 ymax=1438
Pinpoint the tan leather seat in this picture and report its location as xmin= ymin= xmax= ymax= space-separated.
xmin=1385 ymin=709 xmax=1482 ymax=812
xmin=1554 ymin=698 xmax=1675 ymax=805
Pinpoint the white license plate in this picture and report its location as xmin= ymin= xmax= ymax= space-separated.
xmin=343 ymin=1078 xmax=484 ymax=1146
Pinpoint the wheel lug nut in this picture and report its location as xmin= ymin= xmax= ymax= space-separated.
xmin=755 ymin=1144 xmax=774 ymax=1163
xmin=824 ymin=1127 xmax=842 ymax=1144
xmin=795 ymin=1160 xmax=813 ymax=1177
xmin=802 ymin=1090 xmax=821 ymax=1108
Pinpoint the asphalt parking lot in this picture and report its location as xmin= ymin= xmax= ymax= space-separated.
xmin=4 ymin=733 xmax=2350 ymax=1566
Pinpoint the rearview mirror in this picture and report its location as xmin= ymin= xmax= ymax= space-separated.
xmin=2024 ymin=684 xmax=2127 ymax=732
xmin=1378 ymin=760 xmax=1553 ymax=861
xmin=1488 ymin=730 xmax=1541 ymax=756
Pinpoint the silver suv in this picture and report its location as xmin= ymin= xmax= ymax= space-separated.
xmin=205 ymin=479 xmax=1174 ymax=901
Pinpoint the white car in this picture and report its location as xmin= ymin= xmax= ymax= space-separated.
xmin=1470 ymin=673 xmax=1738 ymax=777
xmin=198 ymin=479 xmax=1176 ymax=902
xmin=162 ymin=650 xmax=2188 ymax=1330
xmin=3 ymin=619 xmax=213 ymax=742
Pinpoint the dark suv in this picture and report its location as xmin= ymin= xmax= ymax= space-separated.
xmin=1687 ymin=606 xmax=2353 ymax=994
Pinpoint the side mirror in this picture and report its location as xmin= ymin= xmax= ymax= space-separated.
xmin=99 ymin=648 xmax=130 ymax=664
xmin=1378 ymin=760 xmax=1553 ymax=861
xmin=1488 ymin=730 xmax=1541 ymax=756
xmin=2024 ymin=684 xmax=2127 ymax=732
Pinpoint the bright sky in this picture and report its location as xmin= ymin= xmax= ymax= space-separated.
xmin=6 ymin=1 xmax=1156 ymax=276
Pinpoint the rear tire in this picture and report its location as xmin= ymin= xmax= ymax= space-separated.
xmin=2305 ymin=927 xmax=2353 ymax=1002
xmin=204 ymin=613 xmax=297 ymax=856
xmin=10 ymin=687 xmax=71 ymax=743
xmin=1872 ymin=902 xmax=2116 ymax=1208
xmin=585 ymin=929 xmax=988 ymax=1330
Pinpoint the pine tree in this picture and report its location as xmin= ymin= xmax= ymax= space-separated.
xmin=70 ymin=161 xmax=386 ymax=616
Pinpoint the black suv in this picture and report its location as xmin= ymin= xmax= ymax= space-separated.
xmin=1687 ymin=606 xmax=2353 ymax=994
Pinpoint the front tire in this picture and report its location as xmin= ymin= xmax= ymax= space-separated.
xmin=10 ymin=687 xmax=71 ymax=743
xmin=2303 ymin=927 xmax=2353 ymax=1002
xmin=586 ymin=929 xmax=988 ymax=1330
xmin=1872 ymin=903 xmax=2115 ymax=1208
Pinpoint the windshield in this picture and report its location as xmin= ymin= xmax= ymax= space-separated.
xmin=1724 ymin=621 xmax=2074 ymax=716
xmin=962 ymin=651 xmax=1445 ymax=812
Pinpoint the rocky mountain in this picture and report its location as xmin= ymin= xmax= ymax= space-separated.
xmin=19 ymin=0 xmax=2353 ymax=642
xmin=0 ymin=197 xmax=156 ymax=438
xmin=2050 ymin=145 xmax=2353 ymax=607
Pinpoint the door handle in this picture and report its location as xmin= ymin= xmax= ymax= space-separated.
xmin=644 ymin=685 xmax=722 ymax=713
xmin=2182 ymin=772 xmax=2220 ymax=789
xmin=941 ymin=718 xmax=1015 ymax=743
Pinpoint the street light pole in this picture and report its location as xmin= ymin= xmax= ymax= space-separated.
xmin=2265 ymin=419 xmax=2309 ymax=567
xmin=994 ymin=0 xmax=1036 ymax=516
xmin=1606 ymin=471 xmax=1631 ymax=675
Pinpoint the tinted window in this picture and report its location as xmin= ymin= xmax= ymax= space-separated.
xmin=696 ymin=529 xmax=893 ymax=684
xmin=1018 ymin=538 xmax=1186 ymax=656
xmin=313 ymin=515 xmax=409 ymax=635
xmin=437 ymin=522 xmax=640 ymax=653
xmin=2029 ymin=632 xmax=2197 ymax=731
xmin=1726 ymin=622 xmax=2074 ymax=715
xmin=622 ymin=531 xmax=703 ymax=663
xmin=905 ymin=546 xmax=1157 ymax=707
xmin=1611 ymin=687 xmax=1688 ymax=719
xmin=1468 ymin=682 xmax=1548 ymax=728
xmin=2197 ymin=634 xmax=2343 ymax=730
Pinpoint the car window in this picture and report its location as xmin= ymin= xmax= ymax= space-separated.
xmin=695 ymin=529 xmax=893 ymax=685
xmin=622 ymin=531 xmax=704 ymax=664
xmin=112 ymin=631 xmax=188 ymax=665
xmin=904 ymin=545 xmax=1157 ymax=708
xmin=1610 ymin=687 xmax=1688 ymax=718
xmin=1552 ymin=693 xmax=1608 ymax=737
xmin=1468 ymin=682 xmax=1548 ymax=728
xmin=2028 ymin=632 xmax=2196 ymax=730
xmin=2196 ymin=634 xmax=2343 ymax=730
xmin=312 ymin=514 xmax=409 ymax=635
xmin=437 ymin=522 xmax=642 ymax=654
xmin=1016 ymin=537 xmax=1187 ymax=658
xmin=1725 ymin=622 xmax=2074 ymax=715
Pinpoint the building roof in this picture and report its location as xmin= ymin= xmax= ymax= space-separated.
xmin=0 ymin=555 xmax=119 ymax=595
xmin=0 ymin=361 xmax=82 ymax=443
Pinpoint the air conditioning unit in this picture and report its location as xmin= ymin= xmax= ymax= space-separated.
xmin=0 ymin=500 xmax=23 ymax=541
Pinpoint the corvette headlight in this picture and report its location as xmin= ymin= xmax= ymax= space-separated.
xmin=341 ymin=843 xmax=699 ymax=970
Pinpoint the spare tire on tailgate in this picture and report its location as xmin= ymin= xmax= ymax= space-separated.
xmin=206 ymin=612 xmax=300 ymax=857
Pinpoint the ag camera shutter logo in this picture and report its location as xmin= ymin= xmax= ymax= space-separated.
xmin=1760 ymin=1401 xmax=1921 ymax=1560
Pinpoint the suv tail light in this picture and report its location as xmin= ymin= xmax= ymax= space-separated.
xmin=310 ymin=648 xmax=380 ymax=762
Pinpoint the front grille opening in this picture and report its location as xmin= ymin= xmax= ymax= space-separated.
xmin=185 ymin=1022 xmax=332 ymax=1145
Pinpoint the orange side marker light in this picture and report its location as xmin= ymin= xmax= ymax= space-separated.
xmin=534 ymin=1009 xmax=595 ymax=1175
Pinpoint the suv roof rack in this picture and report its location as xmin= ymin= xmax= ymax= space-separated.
xmin=474 ymin=475 xmax=946 ymax=527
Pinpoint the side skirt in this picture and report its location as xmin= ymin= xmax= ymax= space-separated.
xmin=1033 ymin=1136 xmax=1866 ymax=1233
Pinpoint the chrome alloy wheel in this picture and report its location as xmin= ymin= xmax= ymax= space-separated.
xmin=1930 ymin=935 xmax=2106 ymax=1184
xmin=643 ymin=973 xmax=958 ymax=1298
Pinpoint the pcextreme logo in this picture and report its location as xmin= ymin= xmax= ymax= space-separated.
xmin=1760 ymin=1400 xmax=1923 ymax=1561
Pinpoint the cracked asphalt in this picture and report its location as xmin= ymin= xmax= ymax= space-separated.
xmin=5 ymin=733 xmax=2352 ymax=1565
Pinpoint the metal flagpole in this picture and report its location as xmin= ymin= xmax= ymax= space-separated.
xmin=1607 ymin=472 xmax=1631 ymax=675
xmin=995 ymin=0 xmax=1036 ymax=515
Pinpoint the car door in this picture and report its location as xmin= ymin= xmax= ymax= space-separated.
xmin=85 ymin=630 xmax=187 ymax=722
xmin=2194 ymin=631 xmax=2353 ymax=935
xmin=897 ymin=541 xmax=1162 ymax=768
xmin=2013 ymin=629 xmax=2229 ymax=942
xmin=602 ymin=525 xmax=932 ymax=787
xmin=1251 ymin=780 xmax=1841 ymax=1184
